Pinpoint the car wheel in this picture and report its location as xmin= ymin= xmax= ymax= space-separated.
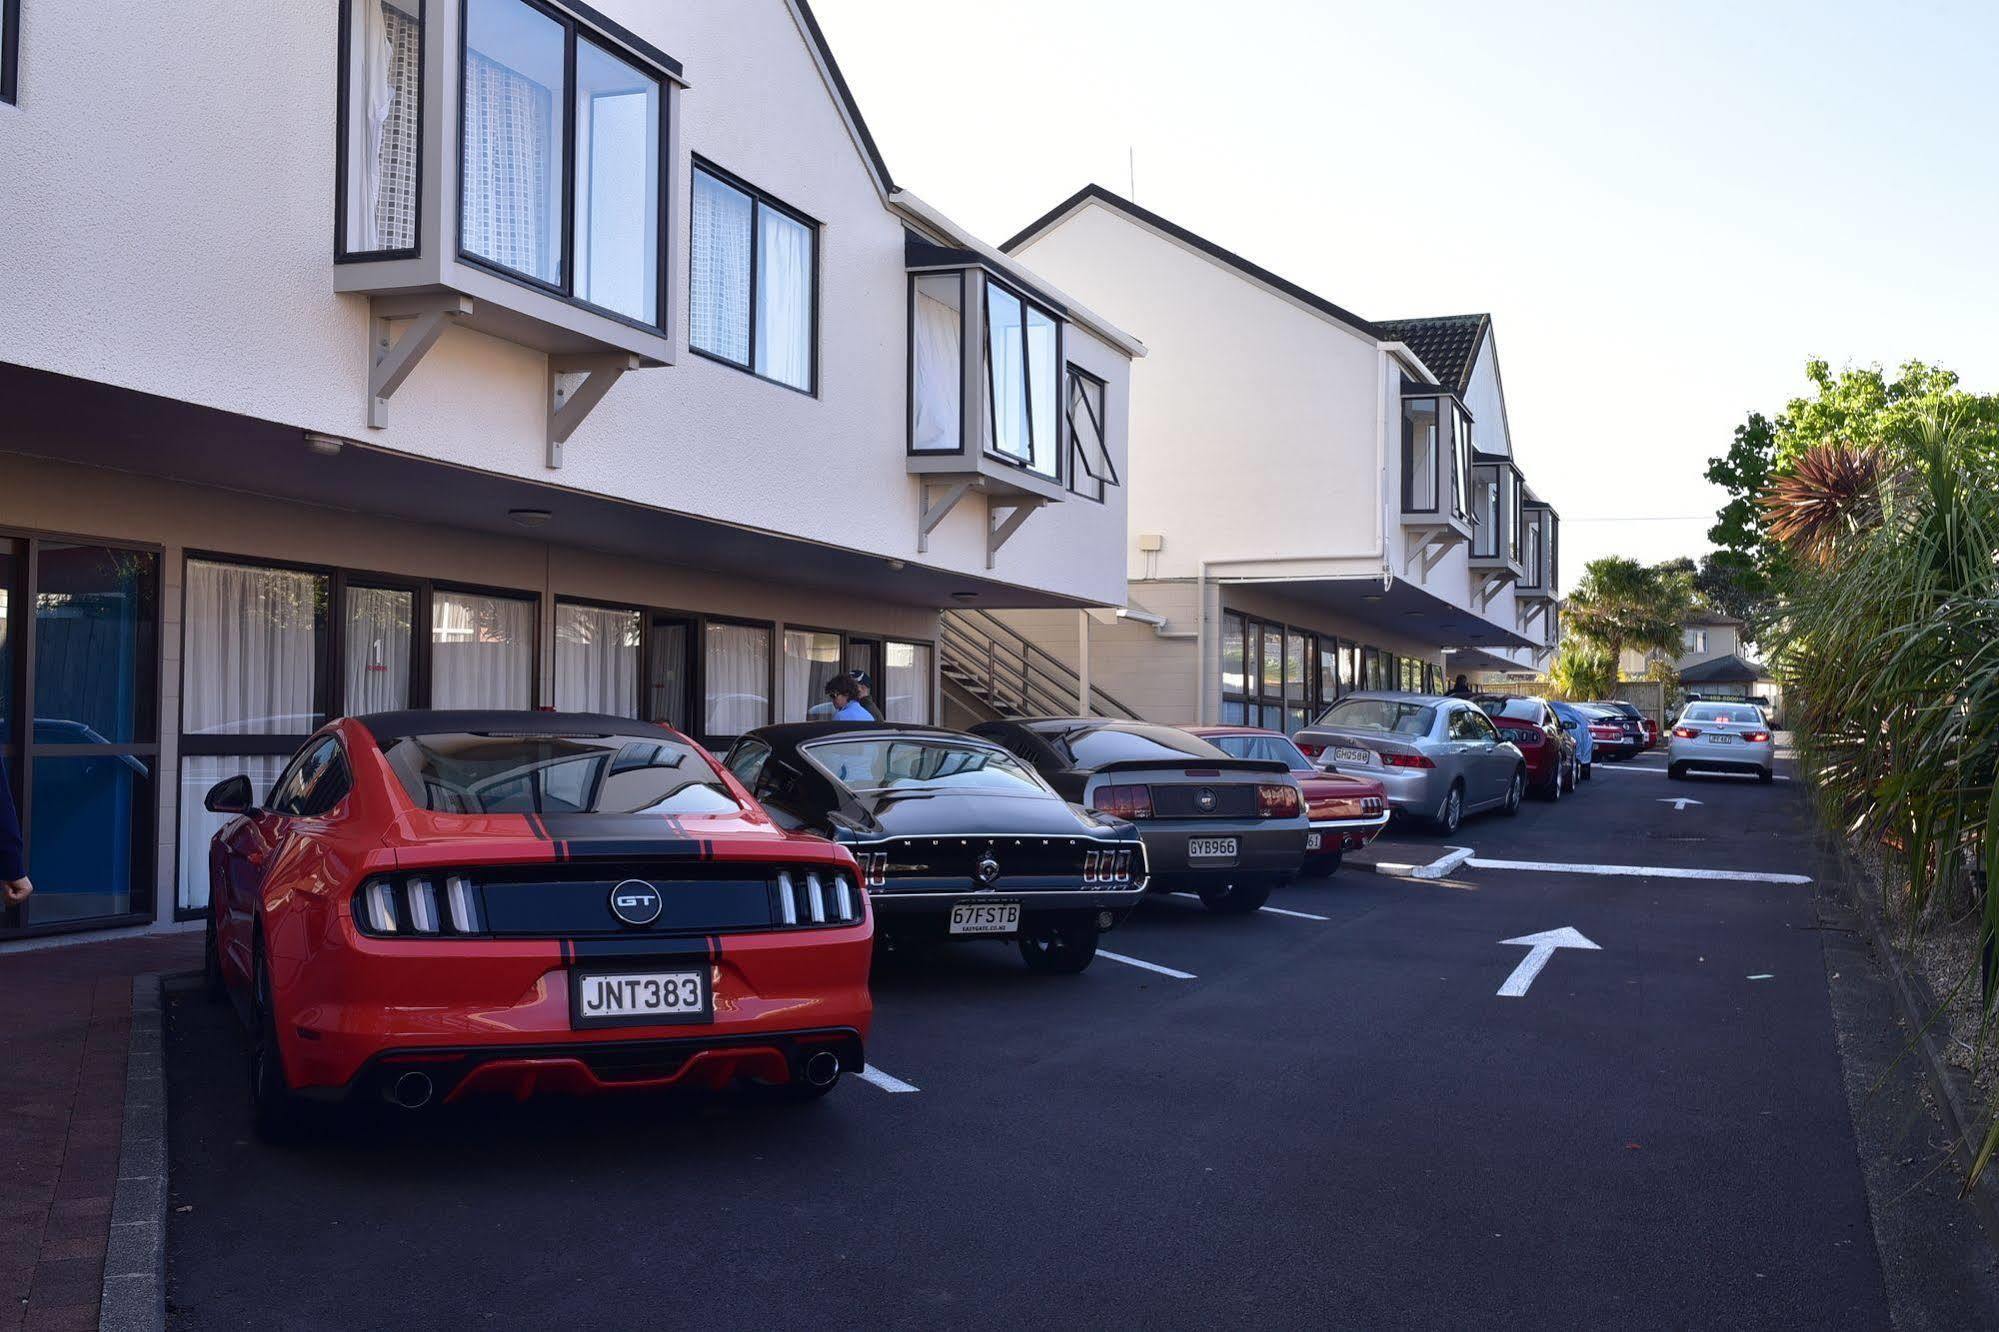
xmin=1581 ymin=762 xmax=1593 ymax=783
xmin=1198 ymin=878 xmax=1274 ymax=915
xmin=1544 ymin=764 xmax=1563 ymax=801
xmin=1668 ymin=763 xmax=1687 ymax=780
xmin=1019 ymin=922 xmax=1100 ymax=974
xmin=1758 ymin=767 xmax=1775 ymax=784
xmin=249 ymin=941 xmax=303 ymax=1144
xmin=1434 ymin=784 xmax=1465 ymax=834
xmin=1501 ymin=769 xmax=1524 ymax=816
xmin=1303 ymin=851 xmax=1343 ymax=878
xmin=204 ymin=910 xmax=226 ymax=1004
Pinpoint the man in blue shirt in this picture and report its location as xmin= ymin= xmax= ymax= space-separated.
xmin=825 ymin=676 xmax=874 ymax=722
xmin=1 ymin=762 xmax=29 ymax=905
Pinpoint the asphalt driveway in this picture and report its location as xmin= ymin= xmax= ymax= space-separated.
xmin=164 ymin=752 xmax=1930 ymax=1328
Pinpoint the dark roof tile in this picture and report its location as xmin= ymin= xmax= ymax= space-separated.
xmin=1375 ymin=314 xmax=1490 ymax=392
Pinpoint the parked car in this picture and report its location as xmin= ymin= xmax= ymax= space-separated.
xmin=969 ymin=718 xmax=1307 ymax=914
xmin=1668 ymin=701 xmax=1776 ymax=783
xmin=1183 ymin=725 xmax=1389 ymax=876
xmin=1547 ymin=700 xmax=1597 ymax=781
xmin=1592 ymin=700 xmax=1655 ymax=751
xmin=1295 ymin=693 xmax=1525 ymax=835
xmin=202 ymin=710 xmax=873 ymax=1140
xmin=1584 ymin=701 xmax=1645 ymax=758
xmin=724 ymin=722 xmax=1147 ymax=974
xmin=1475 ymin=697 xmax=1578 ymax=799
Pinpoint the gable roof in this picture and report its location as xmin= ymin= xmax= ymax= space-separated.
xmin=1372 ymin=315 xmax=1490 ymax=393
xmin=789 ymin=0 xmax=894 ymax=195
xmin=1684 ymin=609 xmax=1746 ymax=628
xmin=1677 ymin=653 xmax=1773 ymax=684
xmin=1000 ymin=185 xmax=1384 ymax=343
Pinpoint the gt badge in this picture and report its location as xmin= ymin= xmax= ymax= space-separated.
xmin=974 ymin=854 xmax=1002 ymax=887
xmin=1195 ymin=787 xmax=1218 ymax=813
xmin=609 ymin=879 xmax=663 ymax=926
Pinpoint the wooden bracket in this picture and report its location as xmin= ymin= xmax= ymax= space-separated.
xmin=918 ymin=479 xmax=974 ymax=554
xmin=987 ymin=497 xmax=1047 ymax=569
xmin=367 ymin=294 xmax=474 ymax=428
xmin=547 ymin=354 xmax=641 ymax=468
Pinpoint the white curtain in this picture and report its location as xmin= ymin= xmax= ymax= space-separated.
xmin=754 ymin=206 xmax=813 ymax=390
xmin=704 ymin=622 xmax=769 ymax=736
xmin=183 ymin=561 xmax=322 ymax=736
xmin=554 ymin=603 xmax=640 ymax=716
xmin=177 ymin=755 xmax=288 ymax=912
xmin=883 ymin=642 xmax=932 ymax=723
xmin=912 ymin=276 xmax=962 ymax=452
xmin=344 ymin=587 xmax=411 ymax=715
xmin=691 ymin=170 xmax=752 ymax=363
xmin=783 ymin=630 xmax=841 ymax=720
xmin=462 ymin=0 xmax=563 ymax=283
xmin=350 ymin=0 xmax=392 ymax=251
xmin=431 ymin=591 xmax=533 ymax=710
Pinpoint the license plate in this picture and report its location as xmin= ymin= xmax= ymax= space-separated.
xmin=949 ymin=901 xmax=1021 ymax=935
xmin=571 ymin=968 xmax=711 ymax=1029
xmin=1708 ymin=733 xmax=1737 ymax=744
xmin=1333 ymin=746 xmax=1371 ymax=766
xmin=1189 ymin=836 xmax=1238 ymax=859
xmin=1305 ymin=832 xmax=1323 ymax=851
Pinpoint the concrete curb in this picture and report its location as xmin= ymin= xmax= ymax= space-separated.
xmin=100 ymin=972 xmax=167 ymax=1332
xmin=1829 ymin=838 xmax=1999 ymax=1248
xmin=1363 ymin=846 xmax=1473 ymax=880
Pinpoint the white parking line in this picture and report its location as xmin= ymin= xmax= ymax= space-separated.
xmin=1259 ymin=905 xmax=1330 ymax=921
xmin=856 ymin=1064 xmax=920 ymax=1094
xmin=1465 ymin=856 xmax=1811 ymax=885
xmin=1097 ymin=949 xmax=1198 ymax=980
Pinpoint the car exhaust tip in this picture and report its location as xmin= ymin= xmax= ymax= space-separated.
xmin=389 ymin=1070 xmax=434 ymax=1110
xmin=800 ymin=1050 xmax=841 ymax=1089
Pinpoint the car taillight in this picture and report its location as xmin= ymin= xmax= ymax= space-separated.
xmin=1672 ymin=726 xmax=1698 ymax=739
xmin=355 ymin=874 xmax=482 ymax=937
xmin=1093 ymin=784 xmax=1154 ymax=820
xmin=1361 ymin=796 xmax=1385 ymax=815
xmin=1257 ymin=784 xmax=1301 ymax=818
xmin=1084 ymin=848 xmax=1139 ymax=884
xmin=1744 ymin=730 xmax=1770 ymax=743
xmin=1295 ymin=741 xmax=1324 ymax=759
xmin=1380 ymin=752 xmax=1435 ymax=769
xmin=858 ymin=850 xmax=888 ymax=888
xmin=1505 ymin=728 xmax=1543 ymax=747
xmin=776 ymin=869 xmax=861 ymax=925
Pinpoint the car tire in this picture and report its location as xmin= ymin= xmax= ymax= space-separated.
xmin=1435 ymin=783 xmax=1465 ymax=834
xmin=249 ymin=940 xmax=303 ymax=1145
xmin=1668 ymin=763 xmax=1687 ymax=780
xmin=204 ymin=909 xmax=226 ymax=1004
xmin=1303 ymin=851 xmax=1343 ymax=878
xmin=1581 ymin=762 xmax=1592 ymax=783
xmin=1499 ymin=768 xmax=1524 ymax=816
xmin=1758 ymin=767 xmax=1775 ymax=784
xmin=1199 ymin=878 xmax=1274 ymax=915
xmin=1543 ymin=764 xmax=1563 ymax=801
xmin=1019 ymin=922 xmax=1100 ymax=974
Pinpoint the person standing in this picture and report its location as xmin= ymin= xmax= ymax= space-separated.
xmin=848 ymin=669 xmax=885 ymax=720
xmin=824 ymin=676 xmax=874 ymax=721
xmin=1447 ymin=674 xmax=1475 ymax=698
xmin=1 ymin=761 xmax=30 ymax=906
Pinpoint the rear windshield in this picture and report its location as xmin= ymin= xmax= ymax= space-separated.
xmin=1481 ymin=698 xmax=1544 ymax=722
xmin=803 ymin=738 xmax=1048 ymax=795
xmin=1683 ymin=704 xmax=1763 ymax=725
xmin=1207 ymin=734 xmax=1309 ymax=768
xmin=1315 ymin=698 xmax=1436 ymax=737
xmin=1052 ymin=725 xmax=1227 ymax=768
xmin=382 ymin=731 xmax=739 ymax=815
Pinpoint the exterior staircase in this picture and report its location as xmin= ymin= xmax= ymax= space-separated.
xmin=939 ymin=609 xmax=1143 ymax=724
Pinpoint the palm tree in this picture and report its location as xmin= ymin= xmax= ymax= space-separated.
xmin=1561 ymin=557 xmax=1695 ymax=670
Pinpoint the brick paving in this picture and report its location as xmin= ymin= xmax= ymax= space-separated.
xmin=2 ymin=935 xmax=200 ymax=1331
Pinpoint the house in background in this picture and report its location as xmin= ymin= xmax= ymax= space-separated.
xmin=0 ymin=0 xmax=1140 ymax=942
xmin=1620 ymin=609 xmax=1749 ymax=677
xmin=949 ymin=188 xmax=1559 ymax=733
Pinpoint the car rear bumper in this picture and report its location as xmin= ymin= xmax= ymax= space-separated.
xmin=278 ymin=924 xmax=873 ymax=1095
xmin=867 ymin=883 xmax=1147 ymax=933
xmin=1667 ymin=738 xmax=1775 ymax=772
xmin=1307 ymin=810 xmax=1390 ymax=853
xmin=1330 ymin=764 xmax=1443 ymax=815
xmin=1137 ymin=818 xmax=1307 ymax=882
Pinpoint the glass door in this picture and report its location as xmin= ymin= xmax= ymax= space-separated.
xmin=847 ymin=637 xmax=881 ymax=717
xmin=647 ymin=616 xmax=694 ymax=734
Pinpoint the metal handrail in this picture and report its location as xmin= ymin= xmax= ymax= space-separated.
xmin=939 ymin=610 xmax=1141 ymax=720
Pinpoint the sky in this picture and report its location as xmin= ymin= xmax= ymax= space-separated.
xmin=812 ymin=0 xmax=1999 ymax=585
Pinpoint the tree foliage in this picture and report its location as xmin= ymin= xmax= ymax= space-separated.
xmin=1545 ymin=637 xmax=1617 ymax=701
xmin=1561 ymin=555 xmax=1696 ymax=666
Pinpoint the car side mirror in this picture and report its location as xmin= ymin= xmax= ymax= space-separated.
xmin=203 ymin=774 xmax=256 ymax=815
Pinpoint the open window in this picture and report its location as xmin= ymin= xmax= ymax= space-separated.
xmin=1067 ymin=366 xmax=1117 ymax=502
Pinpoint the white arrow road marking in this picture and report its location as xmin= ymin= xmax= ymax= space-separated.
xmin=857 ymin=1064 xmax=919 ymax=1094
xmin=1659 ymin=797 xmax=1704 ymax=811
xmin=1466 ymin=857 xmax=1811 ymax=885
xmin=1097 ymin=949 xmax=1198 ymax=980
xmin=1370 ymin=846 xmax=1474 ymax=879
xmin=1497 ymin=926 xmax=1601 ymax=997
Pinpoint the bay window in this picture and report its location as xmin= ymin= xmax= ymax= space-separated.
xmin=338 ymin=0 xmax=423 ymax=258
xmin=1470 ymin=464 xmax=1500 ymax=558
xmin=1402 ymin=396 xmax=1440 ymax=513
xmin=910 ymin=274 xmax=964 ymax=452
xmin=690 ymin=162 xmax=817 ymax=393
xmin=985 ymin=279 xmax=1061 ymax=482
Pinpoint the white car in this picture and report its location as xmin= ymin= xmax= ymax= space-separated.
xmin=1667 ymin=702 xmax=1775 ymax=783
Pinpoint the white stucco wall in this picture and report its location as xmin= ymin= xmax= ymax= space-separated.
xmin=0 ymin=0 xmax=1128 ymax=608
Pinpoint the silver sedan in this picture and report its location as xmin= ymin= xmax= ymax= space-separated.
xmin=1294 ymin=693 xmax=1526 ymax=836
xmin=1666 ymin=702 xmax=1776 ymax=782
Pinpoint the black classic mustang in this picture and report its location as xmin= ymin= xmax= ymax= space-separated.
xmin=969 ymin=718 xmax=1308 ymax=914
xmin=724 ymin=723 xmax=1148 ymax=974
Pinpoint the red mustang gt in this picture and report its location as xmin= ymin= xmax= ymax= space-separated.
xmin=201 ymin=711 xmax=872 ymax=1138
xmin=1184 ymin=726 xmax=1388 ymax=875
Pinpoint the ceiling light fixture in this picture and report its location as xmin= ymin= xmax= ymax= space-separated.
xmin=508 ymin=508 xmax=553 ymax=528
xmin=951 ymin=591 xmax=978 ymax=603
xmin=303 ymin=431 xmax=345 ymax=457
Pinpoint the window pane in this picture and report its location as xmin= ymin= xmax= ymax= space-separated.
xmin=462 ymin=0 xmax=566 ymax=285
xmin=1319 ymin=644 xmax=1338 ymax=703
xmin=704 ymin=622 xmax=769 ymax=737
xmin=691 ymin=169 xmax=753 ymax=364
xmin=342 ymin=0 xmax=422 ymax=254
xmin=1025 ymin=304 xmax=1059 ymax=480
xmin=176 ymin=754 xmax=290 ymax=913
xmin=1220 ymin=700 xmax=1247 ymax=725
xmin=1403 ymin=397 xmax=1438 ymax=511
xmin=883 ymin=641 xmax=931 ymax=723
xmin=1261 ymin=626 xmax=1283 ymax=703
xmin=574 ymin=39 xmax=660 ymax=323
xmin=985 ymin=284 xmax=1030 ymax=464
xmin=344 ymin=587 xmax=412 ymax=715
xmin=0 ymin=539 xmax=16 ymax=737
xmin=911 ymin=274 xmax=962 ymax=452
xmin=33 ymin=544 xmax=158 ymax=745
xmin=430 ymin=591 xmax=534 ymax=710
xmin=554 ymin=603 xmax=640 ymax=716
xmin=649 ymin=620 xmax=690 ymax=731
xmin=1068 ymin=370 xmax=1113 ymax=499
xmin=183 ymin=561 xmax=323 ymax=737
xmin=1220 ymin=613 xmax=1245 ymax=694
xmin=25 ymin=755 xmax=152 ymax=926
xmin=754 ymin=205 xmax=814 ymax=390
xmin=783 ymin=629 xmax=842 ymax=721
xmin=1285 ymin=632 xmax=1306 ymax=701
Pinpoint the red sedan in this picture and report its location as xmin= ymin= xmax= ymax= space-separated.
xmin=201 ymin=710 xmax=872 ymax=1139
xmin=1184 ymin=726 xmax=1388 ymax=875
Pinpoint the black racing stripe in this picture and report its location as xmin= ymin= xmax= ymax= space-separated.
xmin=524 ymin=811 xmax=550 ymax=842
xmin=555 ymin=838 xmax=705 ymax=860
xmin=568 ymin=936 xmax=715 ymax=962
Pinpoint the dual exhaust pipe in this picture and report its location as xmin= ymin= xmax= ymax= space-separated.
xmin=383 ymin=1050 xmax=841 ymax=1106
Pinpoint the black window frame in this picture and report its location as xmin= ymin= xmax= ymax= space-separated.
xmin=687 ymin=157 xmax=822 ymax=397
xmin=1 ymin=0 xmax=21 ymax=106
xmin=1220 ymin=612 xmax=1346 ymax=734
xmin=334 ymin=0 xmax=428 ymax=263
xmin=551 ymin=594 xmax=645 ymax=717
xmin=1065 ymin=363 xmax=1117 ymax=503
xmin=1469 ymin=461 xmax=1501 ymax=559
xmin=1400 ymin=393 xmax=1442 ymax=515
xmin=453 ymin=0 xmax=675 ymax=336
xmin=1449 ymin=403 xmax=1474 ymax=524
xmin=981 ymin=274 xmax=1064 ymax=485
xmin=905 ymin=269 xmax=967 ymax=455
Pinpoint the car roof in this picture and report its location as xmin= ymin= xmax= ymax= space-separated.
xmin=354 ymin=710 xmax=679 ymax=744
xmin=1316 ymin=691 xmax=1450 ymax=705
xmin=744 ymin=721 xmax=987 ymax=749
xmin=1181 ymin=724 xmax=1287 ymax=737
